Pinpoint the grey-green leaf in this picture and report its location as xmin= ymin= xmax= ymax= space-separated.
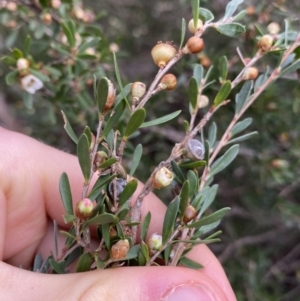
xmin=191 ymin=0 xmax=199 ymax=31
xmin=193 ymin=64 xmax=203 ymax=85
xmin=223 ymin=0 xmax=244 ymax=20
xmin=29 ymin=68 xmax=50 ymax=82
xmin=162 ymin=196 xmax=180 ymax=244
xmin=179 ymin=256 xmax=203 ymax=269
xmin=118 ymin=179 xmax=138 ymax=207
xmin=124 ymin=108 xmax=146 ymax=138
xmin=171 ymin=160 xmax=185 ymax=184
xmin=140 ymin=110 xmax=181 ymax=128
xmin=208 ymin=122 xmax=217 ymax=148
xmin=219 ymin=56 xmax=228 ymax=82
xmin=24 ymin=35 xmax=31 ymax=57
xmin=235 ymin=80 xmax=253 ymax=114
xmin=61 ymin=22 xmax=75 ymax=48
xmin=76 ymin=252 xmax=92 ymax=273
xmin=187 ymin=207 xmax=231 ymax=228
xmin=130 ymin=144 xmax=143 ymax=176
xmin=188 ymin=77 xmax=199 ymax=110
xmin=1 ymin=56 xmax=16 ymax=65
xmin=141 ymin=212 xmax=151 ymax=242
xmin=61 ymin=111 xmax=78 ymax=144
xmin=179 ymin=160 xmax=206 ymax=169
xmin=280 ymin=58 xmax=300 ymax=77
xmin=187 ymin=170 xmax=198 ymax=199
xmin=96 ymin=77 xmax=109 ymax=114
xmin=77 ymin=134 xmax=91 ymax=183
xmin=98 ymin=157 xmax=117 ymax=169
xmin=215 ymin=23 xmax=246 ymax=37
xmin=199 ymin=184 xmax=219 ymax=216
xmin=101 ymin=99 xmax=126 ymax=138
xmin=125 ymin=245 xmax=140 ymax=260
xmin=5 ymin=70 xmax=18 ymax=86
xmin=88 ymin=174 xmax=116 ymax=200
xmin=59 ymin=172 xmax=73 ymax=215
xmin=179 ymin=18 xmax=186 ymax=50
xmin=180 ymin=180 xmax=190 ymax=216
xmin=227 ymin=131 xmax=258 ymax=145
xmin=213 ymin=80 xmax=231 ymax=106
xmin=84 ymin=213 xmax=117 ymax=226
xmin=209 ymin=144 xmax=239 ymax=178
xmin=199 ymin=8 xmax=214 ymax=23
xmin=230 ymin=117 xmax=252 ymax=137
xmin=113 ymin=52 xmax=128 ymax=104
xmin=49 ymin=259 xmax=66 ymax=274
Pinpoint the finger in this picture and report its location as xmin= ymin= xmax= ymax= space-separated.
xmin=0 ymin=261 xmax=228 ymax=301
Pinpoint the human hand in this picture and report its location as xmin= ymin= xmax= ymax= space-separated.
xmin=0 ymin=127 xmax=236 ymax=301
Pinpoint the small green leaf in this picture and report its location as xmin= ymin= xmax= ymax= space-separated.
xmin=5 ymin=70 xmax=18 ymax=86
xmin=118 ymin=179 xmax=138 ymax=207
xmin=78 ymin=37 xmax=101 ymax=53
xmin=230 ymin=117 xmax=252 ymax=136
xmin=65 ymin=247 xmax=82 ymax=268
xmin=61 ymin=111 xmax=79 ymax=144
xmin=164 ymin=244 xmax=172 ymax=264
xmin=83 ymin=126 xmax=92 ymax=146
xmin=1 ymin=56 xmax=16 ymax=65
xmin=62 ymin=22 xmax=75 ymax=48
xmin=84 ymin=213 xmax=117 ymax=226
xmin=223 ymin=0 xmax=244 ymax=20
xmin=115 ymin=83 xmax=132 ymax=106
xmin=102 ymin=223 xmax=111 ymax=250
xmin=179 ymin=256 xmax=203 ymax=269
xmin=139 ymin=242 xmax=150 ymax=264
xmin=140 ymin=110 xmax=181 ymax=128
xmin=171 ymin=160 xmax=185 ymax=184
xmin=50 ymin=43 xmax=70 ymax=56
xmin=76 ymin=54 xmax=98 ymax=60
xmin=235 ymin=80 xmax=253 ymax=114
xmin=59 ymin=230 xmax=76 ymax=240
xmin=29 ymin=68 xmax=50 ymax=82
xmin=215 ymin=23 xmax=246 ymax=37
xmin=117 ymin=206 xmax=130 ymax=221
xmin=208 ymin=122 xmax=217 ymax=148
xmin=98 ymin=157 xmax=117 ymax=169
xmin=76 ymin=252 xmax=92 ymax=273
xmin=113 ymin=52 xmax=128 ymax=104
xmin=187 ymin=170 xmax=198 ymax=199
xmin=125 ymin=245 xmax=140 ymax=260
xmin=209 ymin=145 xmax=239 ymax=179
xmin=124 ymin=108 xmax=146 ymax=138
xmin=179 ymin=160 xmax=206 ymax=169
xmin=24 ymin=35 xmax=31 ymax=57
xmin=280 ymin=58 xmax=300 ymax=77
xmin=63 ymin=214 xmax=76 ymax=224
xmin=141 ymin=212 xmax=151 ymax=242
xmin=179 ymin=18 xmax=186 ymax=50
xmin=187 ymin=207 xmax=231 ymax=228
xmin=219 ymin=56 xmax=228 ymax=82
xmin=191 ymin=0 xmax=200 ymax=31
xmin=227 ymin=131 xmax=258 ymax=145
xmin=204 ymin=140 xmax=210 ymax=166
xmin=199 ymin=184 xmax=219 ymax=216
xmin=199 ymin=8 xmax=214 ymax=22
xmin=101 ymin=99 xmax=126 ymax=138
xmin=130 ymin=144 xmax=143 ymax=176
xmin=12 ymin=48 xmax=23 ymax=59
xmin=162 ymin=196 xmax=180 ymax=244
xmin=180 ymin=181 xmax=190 ymax=216
xmin=193 ymin=64 xmax=203 ymax=85
xmin=59 ymin=172 xmax=73 ymax=215
xmin=213 ymin=80 xmax=231 ymax=106
xmin=254 ymin=67 xmax=269 ymax=92
xmin=96 ymin=77 xmax=109 ymax=114
xmin=88 ymin=174 xmax=116 ymax=200
xmin=188 ymin=77 xmax=199 ymax=110
xmin=49 ymin=259 xmax=66 ymax=274
xmin=33 ymin=254 xmax=43 ymax=272
xmin=77 ymin=134 xmax=91 ymax=184
xmin=53 ymin=220 xmax=58 ymax=259
xmin=232 ymin=9 xmax=247 ymax=21
xmin=254 ymin=24 xmax=264 ymax=36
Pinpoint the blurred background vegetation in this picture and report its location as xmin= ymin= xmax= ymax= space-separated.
xmin=0 ymin=0 xmax=300 ymax=300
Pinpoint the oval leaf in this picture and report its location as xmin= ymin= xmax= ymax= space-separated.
xmin=162 ymin=196 xmax=180 ymax=244
xmin=180 ymin=180 xmax=190 ymax=216
xmin=76 ymin=252 xmax=93 ymax=273
xmin=179 ymin=160 xmax=206 ymax=169
xmin=179 ymin=256 xmax=203 ymax=269
xmin=223 ymin=0 xmax=244 ymax=20
xmin=59 ymin=172 xmax=73 ymax=215
xmin=118 ymin=179 xmax=138 ymax=207
xmin=219 ymin=56 xmax=228 ymax=82
xmin=124 ymin=108 xmax=146 ymax=138
xmin=215 ymin=23 xmax=246 ymax=37
xmin=140 ymin=110 xmax=181 ymax=128
xmin=96 ymin=77 xmax=109 ymax=114
xmin=188 ymin=77 xmax=198 ymax=110
xmin=141 ymin=212 xmax=151 ymax=242
xmin=98 ymin=157 xmax=117 ymax=169
xmin=77 ymin=133 xmax=91 ymax=184
xmin=213 ymin=80 xmax=231 ymax=106
xmin=235 ymin=80 xmax=253 ymax=114
xmin=84 ymin=213 xmax=117 ymax=226
xmin=171 ymin=160 xmax=185 ymax=184
xmin=199 ymin=8 xmax=214 ymax=22
xmin=230 ymin=117 xmax=252 ymax=137
xmin=130 ymin=144 xmax=143 ymax=176
xmin=5 ymin=70 xmax=18 ymax=86
xmin=61 ymin=111 xmax=79 ymax=144
xmin=187 ymin=170 xmax=198 ymax=199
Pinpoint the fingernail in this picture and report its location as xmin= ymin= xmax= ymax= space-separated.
xmin=163 ymin=283 xmax=216 ymax=301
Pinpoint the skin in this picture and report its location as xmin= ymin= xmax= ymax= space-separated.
xmin=0 ymin=127 xmax=236 ymax=301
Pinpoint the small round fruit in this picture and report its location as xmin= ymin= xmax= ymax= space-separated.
xmin=188 ymin=18 xmax=203 ymax=33
xmin=184 ymin=37 xmax=204 ymax=54
xmin=131 ymin=82 xmax=146 ymax=99
xmin=159 ymin=74 xmax=177 ymax=90
xmin=151 ymin=42 xmax=177 ymax=68
xmin=183 ymin=205 xmax=197 ymax=223
xmin=257 ymin=35 xmax=274 ymax=52
xmin=242 ymin=67 xmax=259 ymax=80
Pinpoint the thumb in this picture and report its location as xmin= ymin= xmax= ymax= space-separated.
xmin=1 ymin=262 xmax=228 ymax=301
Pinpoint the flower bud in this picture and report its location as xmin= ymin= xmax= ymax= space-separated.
xmin=153 ymin=167 xmax=174 ymax=189
xmin=42 ymin=13 xmax=52 ymax=26
xmin=242 ymin=67 xmax=259 ymax=80
xmin=257 ymin=35 xmax=274 ymax=52
xmin=147 ymin=233 xmax=162 ymax=251
xmin=197 ymin=95 xmax=209 ymax=109
xmin=82 ymin=10 xmax=96 ymax=23
xmin=20 ymin=74 xmax=43 ymax=94
xmin=6 ymin=2 xmax=17 ymax=11
xmin=188 ymin=18 xmax=203 ymax=33
xmin=108 ymin=178 xmax=128 ymax=201
xmin=183 ymin=37 xmax=204 ymax=54
xmin=51 ymin=0 xmax=61 ymax=9
xmin=185 ymin=139 xmax=205 ymax=160
xmin=17 ymin=58 xmax=30 ymax=72
xmin=75 ymin=198 xmax=95 ymax=220
xmin=131 ymin=82 xmax=146 ymax=99
xmin=267 ymin=22 xmax=280 ymax=35
xmin=158 ymin=74 xmax=177 ymax=91
xmin=109 ymin=43 xmax=119 ymax=53
xmin=110 ymin=239 xmax=130 ymax=259
xmin=183 ymin=205 xmax=197 ymax=223
xmin=151 ymin=42 xmax=177 ymax=68
xmin=104 ymin=79 xmax=116 ymax=112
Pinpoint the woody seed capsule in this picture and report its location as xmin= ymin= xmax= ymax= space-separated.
xmin=183 ymin=205 xmax=197 ymax=223
xmin=153 ymin=167 xmax=174 ymax=189
xmin=151 ymin=42 xmax=177 ymax=68
xmin=242 ymin=67 xmax=259 ymax=80
xmin=131 ymin=82 xmax=146 ymax=99
xmin=257 ymin=35 xmax=274 ymax=52
xmin=188 ymin=18 xmax=203 ymax=33
xmin=158 ymin=74 xmax=177 ymax=91
xmin=183 ymin=37 xmax=205 ymax=54
xmin=110 ymin=239 xmax=130 ymax=259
